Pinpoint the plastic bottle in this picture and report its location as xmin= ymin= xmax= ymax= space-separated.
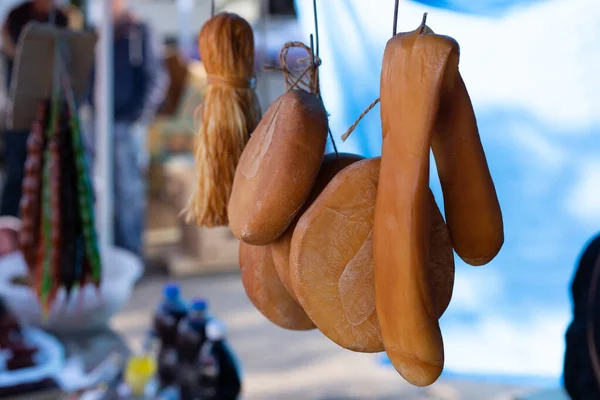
xmin=176 ymin=298 xmax=209 ymax=365
xmin=154 ymin=283 xmax=187 ymax=384
xmin=154 ymin=283 xmax=188 ymax=346
xmin=196 ymin=320 xmax=225 ymax=400
xmin=206 ymin=320 xmax=242 ymax=400
xmin=177 ymin=319 xmax=222 ymax=400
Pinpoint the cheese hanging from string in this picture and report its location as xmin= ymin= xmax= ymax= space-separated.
xmin=290 ymin=157 xmax=454 ymax=353
xmin=228 ymin=42 xmax=329 ymax=245
xmin=270 ymin=152 xmax=364 ymax=300
xmin=376 ymin=21 xmax=453 ymax=387
xmin=182 ymin=12 xmax=262 ymax=228
xmin=375 ymin=14 xmax=503 ymax=386
xmin=430 ymin=70 xmax=503 ymax=266
xmin=224 ymin=3 xmax=504 ymax=388
xmin=239 ymin=241 xmax=315 ymax=330
xmin=234 ymin=39 xmax=328 ymax=328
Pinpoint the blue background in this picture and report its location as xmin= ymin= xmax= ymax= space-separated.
xmin=294 ymin=0 xmax=600 ymax=385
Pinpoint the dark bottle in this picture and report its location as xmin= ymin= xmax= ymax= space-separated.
xmin=178 ymin=318 xmax=221 ymax=400
xmin=176 ymin=298 xmax=209 ymax=365
xmin=154 ymin=283 xmax=187 ymax=384
xmin=177 ymin=363 xmax=199 ymax=400
xmin=196 ymin=321 xmax=223 ymax=400
xmin=154 ymin=283 xmax=188 ymax=346
xmin=205 ymin=320 xmax=242 ymax=400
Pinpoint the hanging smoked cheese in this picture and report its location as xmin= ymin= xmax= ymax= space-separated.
xmin=270 ymin=152 xmax=364 ymax=299
xmin=290 ymin=157 xmax=454 ymax=353
xmin=375 ymin=16 xmax=503 ymax=384
xmin=239 ymin=242 xmax=315 ymax=330
xmin=431 ymin=73 xmax=503 ymax=266
xmin=228 ymin=89 xmax=328 ymax=245
xmin=183 ymin=12 xmax=262 ymax=228
xmin=376 ymin=22 xmax=456 ymax=386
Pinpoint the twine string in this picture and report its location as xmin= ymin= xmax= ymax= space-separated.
xmin=264 ymin=41 xmax=321 ymax=94
xmin=341 ymin=98 xmax=380 ymax=142
xmin=340 ymin=7 xmax=430 ymax=142
xmin=264 ymin=0 xmax=341 ymax=162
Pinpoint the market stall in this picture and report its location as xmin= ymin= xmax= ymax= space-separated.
xmin=2 ymin=0 xmax=598 ymax=398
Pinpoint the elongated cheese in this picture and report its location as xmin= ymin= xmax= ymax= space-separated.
xmin=431 ymin=73 xmax=503 ymax=266
xmin=377 ymin=27 xmax=458 ymax=386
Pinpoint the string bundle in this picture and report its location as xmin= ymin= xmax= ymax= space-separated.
xmin=183 ymin=12 xmax=261 ymax=228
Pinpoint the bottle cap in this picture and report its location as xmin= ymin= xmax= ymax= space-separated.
xmin=163 ymin=283 xmax=180 ymax=299
xmin=206 ymin=320 xmax=226 ymax=341
xmin=190 ymin=298 xmax=208 ymax=312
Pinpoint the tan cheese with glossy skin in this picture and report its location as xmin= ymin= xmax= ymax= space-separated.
xmin=271 ymin=153 xmax=365 ymax=300
xmin=431 ymin=73 xmax=503 ymax=266
xmin=239 ymin=242 xmax=315 ymax=330
xmin=228 ymin=89 xmax=328 ymax=245
xmin=290 ymin=157 xmax=454 ymax=353
xmin=376 ymin=27 xmax=458 ymax=386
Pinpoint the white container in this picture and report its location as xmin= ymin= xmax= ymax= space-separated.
xmin=0 ymin=246 xmax=142 ymax=333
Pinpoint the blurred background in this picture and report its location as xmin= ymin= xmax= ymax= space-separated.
xmin=0 ymin=0 xmax=598 ymax=399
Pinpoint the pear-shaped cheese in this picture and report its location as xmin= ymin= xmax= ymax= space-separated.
xmin=271 ymin=152 xmax=365 ymax=300
xmin=290 ymin=158 xmax=454 ymax=353
xmin=229 ymin=89 xmax=328 ymax=245
xmin=239 ymin=242 xmax=315 ymax=330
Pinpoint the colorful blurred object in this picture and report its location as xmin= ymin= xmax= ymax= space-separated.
xmin=124 ymin=353 xmax=157 ymax=396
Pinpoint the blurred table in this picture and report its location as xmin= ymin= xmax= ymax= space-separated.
xmin=5 ymin=328 xmax=129 ymax=400
xmin=54 ymin=328 xmax=129 ymax=373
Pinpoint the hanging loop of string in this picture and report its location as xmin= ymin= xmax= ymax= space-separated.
xmin=264 ymin=41 xmax=321 ymax=94
xmin=264 ymin=0 xmax=339 ymax=160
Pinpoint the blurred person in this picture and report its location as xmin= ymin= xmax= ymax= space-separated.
xmin=64 ymin=4 xmax=84 ymax=31
xmin=0 ymin=0 xmax=68 ymax=217
xmin=564 ymin=233 xmax=600 ymax=399
xmin=0 ymin=216 xmax=20 ymax=256
xmin=87 ymin=0 xmax=168 ymax=257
